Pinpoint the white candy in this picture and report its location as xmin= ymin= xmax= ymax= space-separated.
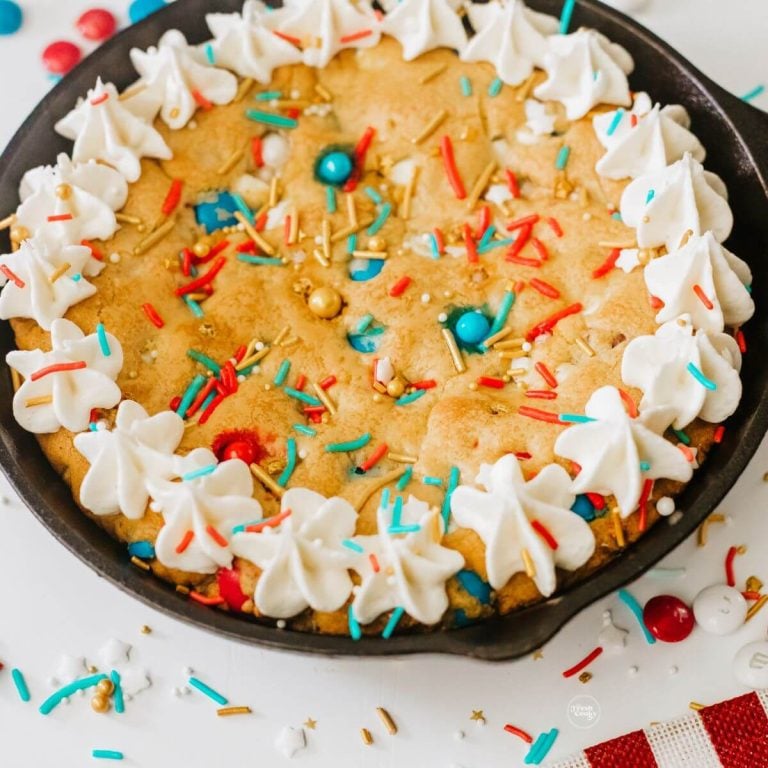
xmin=656 ymin=497 xmax=675 ymax=516
xmin=693 ymin=584 xmax=747 ymax=635
xmin=733 ymin=641 xmax=768 ymax=689
xmin=261 ymin=133 xmax=290 ymax=169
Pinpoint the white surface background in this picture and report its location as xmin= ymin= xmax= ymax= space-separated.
xmin=1 ymin=1 xmax=768 ymax=766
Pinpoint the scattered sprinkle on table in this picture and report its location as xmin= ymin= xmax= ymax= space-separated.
xmin=92 ymin=750 xmax=123 ymax=761
xmin=188 ymin=676 xmax=228 ymax=706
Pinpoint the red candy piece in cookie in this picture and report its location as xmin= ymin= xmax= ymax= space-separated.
xmin=222 ymin=440 xmax=257 ymax=465
xmin=643 ymin=595 xmax=695 ymax=643
xmin=217 ymin=567 xmax=249 ymax=611
xmin=212 ymin=429 xmax=269 ymax=465
xmin=76 ymin=8 xmax=117 ymax=41
xmin=42 ymin=41 xmax=82 ymax=75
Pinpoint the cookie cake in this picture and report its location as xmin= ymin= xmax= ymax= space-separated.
xmin=0 ymin=0 xmax=755 ymax=638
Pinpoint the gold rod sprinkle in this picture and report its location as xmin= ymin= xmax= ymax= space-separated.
xmin=746 ymin=595 xmax=768 ymax=623
xmin=346 ymin=193 xmax=358 ymax=227
xmin=387 ymin=453 xmax=418 ymax=464
xmin=442 ymin=328 xmax=466 ymax=373
xmin=249 ymin=463 xmax=285 ymax=498
xmin=48 ymin=262 xmax=71 ymax=283
xmin=678 ymin=229 xmax=694 ymax=248
xmin=312 ymin=382 xmax=337 ymax=416
xmin=217 ymin=706 xmax=252 ymax=717
xmin=274 ymin=326 xmax=291 ymax=346
xmin=353 ymin=469 xmax=406 ymax=512
xmin=466 ymin=161 xmax=497 ymax=211
xmin=115 ymin=212 xmax=142 ymax=225
xmin=217 ymin=148 xmax=244 ymax=175
xmin=400 ymin=168 xmax=419 ymax=221
xmin=10 ymin=368 xmax=21 ymax=392
xmin=612 ymin=510 xmax=626 ymax=547
xmin=598 ymin=240 xmax=637 ymax=249
xmin=575 ymin=336 xmax=596 ymax=357
xmin=279 ymin=335 xmax=300 ymax=348
xmin=268 ymin=177 xmax=279 ymax=209
xmin=411 ymin=109 xmax=448 ymax=145
xmin=175 ymin=584 xmax=190 ymax=595
xmin=118 ymin=84 xmax=147 ymax=101
xmin=134 ymin=218 xmax=176 ymax=255
xmin=0 ymin=214 xmax=16 ymax=230
xmin=234 ymin=77 xmax=254 ymax=103
xmin=130 ymin=556 xmax=150 ymax=571
xmin=498 ymin=351 xmax=528 ymax=361
xmin=236 ymin=346 xmax=271 ymax=371
xmin=270 ymin=99 xmax=312 ymax=109
xmin=234 ymin=211 xmax=276 ymax=256
xmin=697 ymin=513 xmax=726 ymax=546
xmin=330 ymin=219 xmax=374 ymax=243
xmin=321 ymin=219 xmax=332 ymax=261
xmin=689 ymin=702 xmax=705 ymax=711
xmin=481 ymin=327 xmax=513 ymax=348
xmin=351 ymin=250 xmax=388 ymax=260
xmin=312 ymin=248 xmax=330 ymax=268
xmin=515 ymin=72 xmax=537 ymax=102
xmin=360 ymin=728 xmax=374 ymax=746
xmin=314 ymin=83 xmax=332 ymax=101
xmin=506 ymin=367 xmax=528 ymax=377
xmin=375 ymin=707 xmax=398 ymax=735
xmin=494 ymin=337 xmax=528 ymax=350
xmin=288 ymin=207 xmax=299 ymax=245
xmin=24 ymin=395 xmax=53 ymax=407
xmin=521 ymin=548 xmax=536 ymax=579
xmin=419 ymin=64 xmax=447 ymax=84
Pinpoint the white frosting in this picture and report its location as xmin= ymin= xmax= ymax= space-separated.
xmin=151 ymin=450 xmax=262 ymax=574
xmin=534 ymin=29 xmax=633 ymax=120
xmin=17 ymin=153 xmax=128 ymax=254
xmin=451 ymin=455 xmax=594 ymax=596
xmin=461 ymin=0 xmax=558 ymax=86
xmin=644 ymin=231 xmax=754 ymax=332
xmin=622 ymin=316 xmax=742 ymax=430
xmin=521 ymin=98 xmax=556 ymax=136
xmin=269 ymin=0 xmax=381 ymax=68
xmin=74 ymin=401 xmax=186 ymax=520
xmin=350 ymin=496 xmax=464 ymax=625
xmin=554 ymin=386 xmax=693 ymax=517
xmin=593 ymin=97 xmax=705 ymax=180
xmin=124 ymin=30 xmax=238 ymax=130
xmin=6 ymin=318 xmax=123 ymax=434
xmin=620 ymin=153 xmax=733 ymax=252
xmin=380 ymin=0 xmax=467 ymax=62
xmin=0 ymin=237 xmax=96 ymax=330
xmin=55 ymin=79 xmax=172 ymax=184
xmin=205 ymin=1 xmax=303 ymax=82
xmin=231 ymin=488 xmax=357 ymax=618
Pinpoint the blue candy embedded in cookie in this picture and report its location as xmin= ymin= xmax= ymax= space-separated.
xmin=194 ymin=191 xmax=240 ymax=234
xmin=315 ymin=150 xmax=354 ymax=186
xmin=347 ymin=326 xmax=385 ymax=354
xmin=456 ymin=569 xmax=492 ymax=604
xmin=349 ymin=257 xmax=385 ymax=282
xmin=571 ymin=494 xmax=596 ymax=522
xmin=128 ymin=540 xmax=156 ymax=559
xmin=455 ymin=310 xmax=491 ymax=345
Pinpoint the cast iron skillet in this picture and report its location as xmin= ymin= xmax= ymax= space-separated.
xmin=0 ymin=0 xmax=766 ymax=660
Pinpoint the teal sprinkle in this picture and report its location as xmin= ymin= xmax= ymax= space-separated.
xmin=187 ymin=349 xmax=220 ymax=375
xmin=188 ymin=677 xmax=228 ymax=706
xmin=611 ymin=211 xmax=623 ymax=221
xmin=364 ymin=186 xmax=383 ymax=205
xmin=381 ymin=487 xmax=391 ymax=510
xmin=278 ymin=437 xmax=297 ymax=487
xmin=245 ymin=109 xmax=298 ymax=129
xmin=382 ymin=607 xmax=405 ymax=639
xmin=89 ymin=422 xmax=99 ymax=432
xmin=388 ymin=524 xmax=421 ymax=534
xmin=39 ymin=674 xmax=107 ymax=715
xmin=177 ymin=374 xmax=207 ymax=418
xmin=11 ymin=669 xmax=30 ymax=702
xmin=460 ymin=75 xmax=473 ymax=97
xmin=525 ymin=729 xmax=559 ymax=765
xmin=231 ymin=519 xmax=263 ymax=534
xmin=478 ymin=225 xmax=497 ymax=251
xmin=71 ymin=273 xmax=82 ymax=282
xmin=555 ymin=145 xmax=571 ymax=171
xmin=618 ymin=588 xmax=656 ymax=644
xmin=687 ymin=362 xmax=717 ymax=390
xmin=639 ymin=461 xmax=651 ymax=472
xmin=428 ymin=233 xmax=441 ymax=260
xmin=255 ymin=90 xmax=282 ymax=101
xmin=293 ymin=424 xmax=317 ymax=437
xmin=366 ymin=202 xmax=392 ymax=236
xmin=477 ymin=237 xmax=514 ymax=255
xmin=274 ymin=359 xmax=291 ymax=386
xmin=673 ymin=428 xmax=691 ymax=446
xmin=230 ymin=192 xmax=255 ymax=225
xmin=92 ymin=751 xmax=124 ymax=761
xmin=396 ymin=466 xmax=413 ymax=492
xmin=742 ymin=84 xmax=766 ymax=102
xmin=284 ymin=387 xmax=322 ymax=406
xmin=646 ymin=189 xmax=656 ymax=204
xmin=488 ymin=77 xmax=503 ymax=97
xmin=200 ymin=391 xmax=217 ymax=411
xmin=204 ymin=43 xmax=215 ymax=65
xmin=395 ymin=389 xmax=427 ymax=406
xmin=487 ymin=290 xmax=516 ymax=338
xmin=442 ymin=466 xmax=460 ymax=532
xmin=184 ymin=296 xmax=204 ymax=318
xmin=559 ymin=413 xmax=596 ymax=424
xmin=96 ymin=322 xmax=111 ymax=357
xmin=390 ymin=495 xmax=404 ymax=527
xmin=559 ymin=0 xmax=577 ymax=33
xmin=325 ymin=433 xmax=372 ymax=453
xmin=423 ymin=476 xmax=443 ymax=487
xmin=237 ymin=254 xmax=285 ymax=266
xmin=357 ymin=313 xmax=374 ymax=333
xmin=342 ymin=539 xmax=364 ymax=554
xmin=326 ymin=185 xmax=337 ymax=213
xmin=746 ymin=284 xmax=752 ymax=294
xmin=237 ymin=364 xmax=257 ymax=377
xmin=605 ymin=108 xmax=624 ymax=136
xmin=110 ymin=670 xmax=124 ymax=714
xmin=182 ymin=464 xmax=217 ymax=481
xmin=347 ymin=233 xmax=358 ymax=255
xmin=348 ymin=605 xmax=362 ymax=641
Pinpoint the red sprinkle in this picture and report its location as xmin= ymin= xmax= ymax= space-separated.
xmin=505 ymin=169 xmax=521 ymax=199
xmin=89 ymin=92 xmax=109 ymax=106
xmin=592 ymin=248 xmax=621 ymax=279
xmin=339 ymin=29 xmax=373 ymax=43
xmin=464 ymin=224 xmax=478 ymax=264
xmin=369 ymin=553 xmax=380 ymax=573
xmin=175 ymin=530 xmax=194 ymax=554
xmin=236 ymin=240 xmax=257 ymax=254
xmin=518 ymin=406 xmax=561 ymax=424
xmin=678 ymin=443 xmax=695 ymax=462
xmin=294 ymin=374 xmax=307 ymax=391
xmin=181 ymin=248 xmax=193 ymax=277
xmin=30 ymin=361 xmax=86 ymax=381
xmin=476 ymin=205 xmax=491 ymax=240
xmin=693 ymin=284 xmax=714 ymax=310
xmin=246 ymin=509 xmax=292 ymax=533
xmin=81 ymin=240 xmax=104 ymax=261
xmin=637 ymin=478 xmax=653 ymax=533
xmin=273 ymin=30 xmax=302 ymax=46
xmin=47 ymin=213 xmax=73 ymax=222
xmin=411 ymin=380 xmax=437 ymax=390
xmin=586 ymin=492 xmax=606 ymax=510
xmin=515 ymin=451 xmax=532 ymax=460
xmin=736 ymin=329 xmax=746 ymax=354
xmin=505 ymin=223 xmax=533 ymax=261
xmin=433 ymin=227 xmax=445 ymax=255
xmin=389 ymin=276 xmax=412 ymax=298
xmin=175 ymin=256 xmax=227 ymax=296
xmin=531 ymin=519 xmax=558 ymax=550
xmin=631 ymin=113 xmax=638 ymax=127
xmin=359 ymin=443 xmax=388 ymax=473
xmin=529 ymin=278 xmax=560 ymax=299
xmin=619 ymin=389 xmax=638 ymax=418
xmin=142 ymin=303 xmax=165 ymax=328
xmin=743 ymin=591 xmax=762 ymax=601
xmin=725 ymin=545 xmax=741 ymax=588
xmin=0 ymin=264 xmax=25 ymax=288
xmin=169 ymin=396 xmax=182 ymax=411
xmin=303 ymin=406 xmax=327 ymax=415
xmin=186 ymin=377 xmax=218 ymax=419
xmin=189 ymin=592 xmax=225 ymax=606
xmin=649 ymin=295 xmax=664 ymax=309
xmin=547 ymin=217 xmax=564 ymax=237
xmin=199 ymin=394 xmax=225 ymax=425
xmin=439 ymin=135 xmax=466 ymax=200
xmin=525 ymin=390 xmax=558 ymax=400
xmin=507 ymin=214 xmax=540 ymax=231
xmin=192 ymin=89 xmax=213 ymax=110
xmin=534 ymin=361 xmax=558 ymax=388
xmin=503 ymin=724 xmax=533 ymax=743
xmin=206 ymin=525 xmax=228 ymax=548
xmin=251 ymin=136 xmax=264 ymax=168
xmin=161 ymin=179 xmax=184 ymax=216
xmin=255 ymin=211 xmax=268 ymax=231
xmin=507 ymin=254 xmax=542 ymax=268
xmin=713 ymin=425 xmax=725 ymax=444
xmin=525 ymin=303 xmax=582 ymax=341
xmin=562 ymin=646 xmax=604 ymax=678
xmin=319 ymin=375 xmax=337 ymax=390
xmin=530 ymin=237 xmax=550 ymax=262
xmin=477 ymin=376 xmax=505 ymax=389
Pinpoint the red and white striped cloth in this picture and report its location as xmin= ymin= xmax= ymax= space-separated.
xmin=551 ymin=690 xmax=768 ymax=767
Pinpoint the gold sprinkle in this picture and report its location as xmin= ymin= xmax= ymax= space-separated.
xmin=279 ymin=335 xmax=300 ymax=348
xmin=598 ymin=240 xmax=637 ymax=249
xmin=288 ymin=207 xmax=299 ymax=245
xmin=312 ymin=382 xmax=337 ymax=416
xmin=521 ymin=547 xmax=536 ymax=579
xmin=420 ymin=64 xmax=447 ymax=84
xmin=466 ymin=161 xmax=497 ymax=211
xmin=746 ymin=595 xmax=768 ymax=623
xmin=747 ymin=576 xmax=763 ymax=593
xmin=115 ymin=212 xmax=143 ymax=225
xmin=274 ymin=326 xmax=290 ymax=346
xmin=234 ymin=211 xmax=276 ymax=256
xmin=578 ymin=672 xmax=592 ymax=684
xmin=130 ymin=556 xmax=151 ymax=572
xmin=140 ymin=625 xmax=152 ymax=635
xmin=217 ymin=706 xmax=252 ymax=717
xmin=249 ymin=463 xmax=285 ymax=498
xmin=498 ymin=351 xmax=528 ymax=361
xmin=469 ymin=710 xmax=486 ymax=723
xmin=494 ymin=337 xmax=528 ymax=350
xmin=697 ymin=512 xmax=726 ymax=546
xmin=234 ymin=77 xmax=254 ymax=102
xmin=24 ymin=395 xmax=53 ymax=407
xmin=506 ymin=367 xmax=528 ymax=377
xmin=411 ymin=109 xmax=448 ymax=144
xmin=217 ymin=148 xmax=244 ymax=175
xmin=400 ymin=167 xmax=419 ymax=220
xmin=312 ymin=248 xmax=330 ymax=268
xmin=351 ymin=250 xmax=388 ymax=260
xmin=532 ymin=649 xmax=544 ymax=661
xmin=0 ymin=213 xmax=16 ymax=230
xmin=360 ymin=728 xmax=374 ymax=746
xmin=442 ymin=328 xmax=466 ymax=373
xmin=48 ymin=262 xmax=71 ymax=283
xmin=268 ymin=176 xmax=279 ymax=209
xmin=515 ymin=72 xmax=537 ymax=102
xmin=314 ymin=83 xmax=332 ymax=101
xmin=186 ymin=292 xmax=209 ymax=302
xmin=10 ymin=368 xmax=21 ymax=392
xmin=175 ymin=585 xmax=190 ymax=595
xmin=321 ymin=219 xmax=332 ymax=261
xmin=134 ymin=217 xmax=176 ymax=255
xmin=303 ymin=718 xmax=317 ymax=730
xmin=376 ymin=707 xmax=397 ymax=735
xmin=481 ymin=327 xmax=513 ymax=348
xmin=612 ymin=509 xmax=626 ymax=547
xmin=387 ymin=453 xmax=418 ymax=464
xmin=271 ymin=99 xmax=312 ymax=109
xmin=119 ymin=83 xmax=147 ymax=101
xmin=345 ymin=193 xmax=358 ymax=227
xmin=689 ymin=702 xmax=705 ymax=711
xmin=353 ymin=469 xmax=407 ymax=512
xmin=330 ymin=218 xmax=374 ymax=243
xmin=678 ymin=229 xmax=694 ymax=248
xmin=236 ymin=346 xmax=271 ymax=371
xmin=575 ymin=336 xmax=596 ymax=357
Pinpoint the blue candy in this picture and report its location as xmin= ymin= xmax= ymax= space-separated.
xmin=315 ymin=150 xmax=354 ymax=186
xmin=129 ymin=0 xmax=168 ymax=24
xmin=194 ymin=191 xmax=240 ymax=234
xmin=347 ymin=327 xmax=384 ymax=354
xmin=456 ymin=569 xmax=492 ymax=604
xmin=128 ymin=540 xmax=155 ymax=559
xmin=349 ymin=257 xmax=385 ymax=282
xmin=455 ymin=310 xmax=490 ymax=345
xmin=571 ymin=494 xmax=596 ymax=522
xmin=0 ymin=1 xmax=22 ymax=35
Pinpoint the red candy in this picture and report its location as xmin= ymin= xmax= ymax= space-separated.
xmin=42 ymin=40 xmax=82 ymax=75
xmin=222 ymin=440 xmax=257 ymax=465
xmin=643 ymin=595 xmax=695 ymax=643
xmin=216 ymin=567 xmax=249 ymax=612
xmin=76 ymin=8 xmax=117 ymax=41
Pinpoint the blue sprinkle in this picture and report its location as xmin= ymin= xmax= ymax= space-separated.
xmin=274 ymin=359 xmax=291 ymax=386
xmin=646 ymin=188 xmax=656 ymax=204
xmin=477 ymin=237 xmax=514 ymax=255
xmin=110 ymin=670 xmax=124 ymax=714
xmin=255 ymin=90 xmax=282 ymax=101
xmin=348 ymin=605 xmax=362 ymax=641
xmin=96 ymin=322 xmax=111 ymax=357
xmin=182 ymin=464 xmax=217 ymax=481
xmin=11 ymin=668 xmax=30 ymax=702
xmin=456 ymin=569 xmax=492 ymax=604
xmin=382 ymin=607 xmax=405 ymax=639
xmin=555 ymin=145 xmax=571 ymax=171
xmin=639 ymin=461 xmax=651 ymax=471
xmin=559 ymin=0 xmax=577 ymax=34
xmin=39 ymin=674 xmax=106 ymax=715
xmin=478 ymin=225 xmax=497 ymax=251
xmin=487 ymin=290 xmax=516 ymax=339
xmin=366 ymin=202 xmax=392 ymax=236
xmin=230 ymin=192 xmax=255 ymax=225
xmin=176 ymin=374 xmax=207 ymax=419
xmin=92 ymin=751 xmax=124 ymax=761
xmin=364 ymin=186 xmax=383 ymax=205
xmin=277 ymin=437 xmax=297 ymax=487
xmin=571 ymin=494 xmax=596 ymax=521
xmin=71 ymin=273 xmax=82 ymax=282
xmin=488 ymin=77 xmax=503 ymax=97
xmin=460 ymin=75 xmax=472 ymax=97
xmin=347 ymin=233 xmax=358 ymax=255
xmin=388 ymin=524 xmax=421 ymax=534
xmin=356 ymin=313 xmax=374 ymax=333
xmin=742 ymin=84 xmax=766 ymax=102
xmin=395 ymin=389 xmax=427 ymax=406
xmin=188 ymin=677 xmax=228 ymax=706
xmin=525 ymin=729 xmax=559 ymax=765
xmin=605 ymin=108 xmax=624 ymax=136
xmin=422 ymin=476 xmax=443 ymax=487
xmin=127 ymin=541 xmax=155 ymax=559
xmin=237 ymin=254 xmax=285 ymax=266
xmin=204 ymin=43 xmax=215 ymax=65
xmin=381 ymin=488 xmax=391 ymax=510
xmin=442 ymin=466 xmax=460 ymax=531
xmin=326 ymin=185 xmax=337 ymax=213
xmin=673 ymin=428 xmax=691 ymax=446
xmin=184 ymin=296 xmax=204 ymax=318
xmin=618 ymin=588 xmax=656 ymax=645
xmin=292 ymin=424 xmax=317 ymax=437
xmin=187 ymin=349 xmax=220 ymax=375
xmin=559 ymin=414 xmax=596 ymax=424
xmin=245 ymin=110 xmax=298 ymax=129
xmin=390 ymin=495 xmax=403 ymax=527
xmin=687 ymin=361 xmax=717 ymax=390
xmin=396 ymin=466 xmax=413 ymax=492
xmin=342 ymin=539 xmax=364 ymax=554
xmin=611 ymin=211 xmax=623 ymax=221
xmin=428 ymin=233 xmax=441 ymax=260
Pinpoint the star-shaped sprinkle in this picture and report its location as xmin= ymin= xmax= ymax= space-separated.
xmin=303 ymin=718 xmax=317 ymax=730
xmin=470 ymin=710 xmax=486 ymax=723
